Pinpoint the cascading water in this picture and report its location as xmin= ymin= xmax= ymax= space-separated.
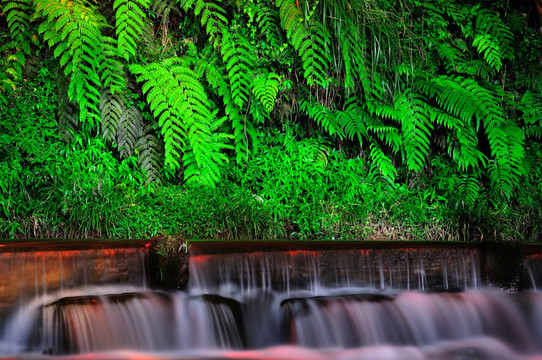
xmin=1 ymin=241 xmax=542 ymax=360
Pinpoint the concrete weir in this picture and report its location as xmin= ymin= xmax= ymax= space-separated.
xmin=0 ymin=239 xmax=541 ymax=311
xmin=1 ymin=239 xmax=542 ymax=358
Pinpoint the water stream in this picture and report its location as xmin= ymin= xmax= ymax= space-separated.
xmin=1 ymin=242 xmax=541 ymax=359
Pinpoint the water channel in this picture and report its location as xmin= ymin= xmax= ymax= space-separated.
xmin=1 ymin=240 xmax=541 ymax=359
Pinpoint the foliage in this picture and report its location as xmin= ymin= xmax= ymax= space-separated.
xmin=0 ymin=0 xmax=541 ymax=240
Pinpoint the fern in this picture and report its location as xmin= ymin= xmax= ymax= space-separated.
xmin=35 ymin=0 xmax=107 ymax=124
xmin=472 ymin=9 xmax=515 ymax=71
xmin=130 ymin=58 xmax=231 ymax=186
xmin=520 ymin=90 xmax=542 ymax=139
xmin=180 ymin=0 xmax=228 ymax=43
xmin=418 ymin=75 xmax=525 ymax=198
xmin=395 ymin=91 xmax=433 ymax=173
xmin=99 ymin=88 xmax=125 ymax=143
xmin=455 ymin=59 xmax=495 ymax=81
xmin=277 ymin=0 xmax=329 ymax=87
xmin=336 ymin=105 xmax=367 ymax=146
xmin=55 ymin=67 xmax=79 ymax=142
xmin=0 ymin=41 xmax=23 ymax=91
xmin=252 ymin=70 xmax=281 ymax=113
xmin=117 ymin=104 xmax=142 ymax=158
xmin=100 ymin=36 xmax=127 ymax=95
xmin=114 ymin=0 xmax=150 ymax=61
xmin=369 ymin=142 xmax=396 ymax=184
xmin=204 ymin=47 xmax=257 ymax=163
xmin=299 ymin=95 xmax=342 ymax=139
xmin=456 ymin=173 xmax=480 ymax=208
xmin=101 ymin=87 xmax=163 ymax=185
xmin=2 ymin=0 xmax=32 ymax=56
xmin=136 ymin=124 xmax=163 ymax=185
xmin=255 ymin=1 xmax=283 ymax=48
xmin=340 ymin=96 xmax=401 ymax=153
xmin=436 ymin=42 xmax=465 ymax=73
xmin=220 ymin=28 xmax=255 ymax=109
xmin=427 ymin=106 xmax=483 ymax=171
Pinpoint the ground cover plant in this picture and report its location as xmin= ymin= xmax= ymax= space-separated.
xmin=0 ymin=0 xmax=541 ymax=241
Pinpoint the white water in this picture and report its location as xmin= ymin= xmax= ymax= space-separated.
xmin=1 ymin=246 xmax=542 ymax=359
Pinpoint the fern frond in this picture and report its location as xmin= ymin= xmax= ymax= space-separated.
xmin=427 ymin=106 xmax=483 ymax=170
xmin=0 ymin=41 xmax=25 ymax=84
xmin=277 ymin=0 xmax=329 ymax=87
xmin=394 ymin=91 xmax=433 ymax=172
xmin=2 ymin=0 xmax=32 ymax=55
xmin=520 ymin=90 xmax=542 ymax=139
xmin=455 ymin=59 xmax=495 ymax=81
xmin=255 ymin=2 xmax=283 ymax=48
xmin=56 ymin=67 xmax=79 ymax=142
xmin=436 ymin=43 xmax=465 ymax=73
xmin=113 ymin=0 xmax=150 ymax=61
xmin=456 ymin=173 xmax=480 ymax=208
xmin=181 ymin=0 xmax=228 ymax=43
xmin=35 ymin=0 xmax=106 ymax=124
xmin=251 ymin=70 xmax=281 ymax=113
xmin=473 ymin=9 xmax=515 ymax=71
xmin=99 ymin=88 xmax=125 ymax=143
xmin=418 ymin=75 xmax=524 ymax=197
xmin=117 ymin=104 xmax=142 ymax=157
xmin=130 ymin=58 xmax=231 ymax=186
xmin=369 ymin=142 xmax=396 ymax=184
xmin=130 ymin=62 xmax=185 ymax=169
xmin=299 ymin=94 xmax=342 ymax=138
xmin=99 ymin=36 xmax=127 ymax=95
xmin=220 ymin=28 xmax=255 ymax=109
xmin=204 ymin=48 xmax=257 ymax=163
xmin=136 ymin=124 xmax=163 ymax=185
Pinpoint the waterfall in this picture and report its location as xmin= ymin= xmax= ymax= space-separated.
xmin=188 ymin=247 xmax=481 ymax=296
xmin=1 ymin=241 xmax=542 ymax=359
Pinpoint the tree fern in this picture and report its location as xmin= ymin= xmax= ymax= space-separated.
xmin=277 ymin=0 xmax=329 ymax=87
xmin=113 ymin=0 xmax=150 ymax=61
xmin=35 ymin=0 xmax=106 ymax=125
xmin=130 ymin=58 xmax=231 ymax=186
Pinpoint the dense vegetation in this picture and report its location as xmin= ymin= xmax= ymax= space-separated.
xmin=1 ymin=0 xmax=541 ymax=241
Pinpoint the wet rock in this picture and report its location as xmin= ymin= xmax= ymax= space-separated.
xmin=148 ymin=234 xmax=189 ymax=290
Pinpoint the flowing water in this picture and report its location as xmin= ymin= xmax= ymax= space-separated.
xmin=1 ymin=242 xmax=541 ymax=359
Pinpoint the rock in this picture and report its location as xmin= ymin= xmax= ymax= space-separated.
xmin=148 ymin=234 xmax=189 ymax=290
